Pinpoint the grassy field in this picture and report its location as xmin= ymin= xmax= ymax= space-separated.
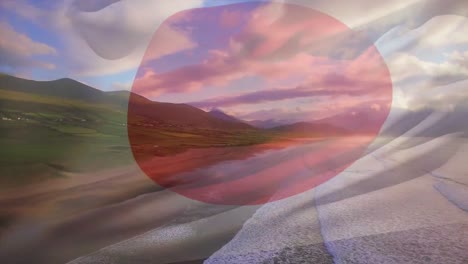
xmin=0 ymin=88 xmax=278 ymax=189
xmin=1 ymin=75 xmax=346 ymax=189
xmin=0 ymin=89 xmax=132 ymax=187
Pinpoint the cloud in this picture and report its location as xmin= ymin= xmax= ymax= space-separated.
xmin=282 ymin=0 xmax=468 ymax=39
xmin=232 ymin=97 xmax=389 ymax=124
xmin=55 ymin=0 xmax=468 ymax=80
xmin=384 ymin=52 xmax=468 ymax=86
xmin=220 ymin=9 xmax=244 ymax=28
xmin=70 ymin=0 xmax=121 ymax=12
xmin=0 ymin=21 xmax=56 ymax=72
xmin=133 ymin=48 xmax=388 ymax=98
xmin=66 ymin=0 xmax=202 ymax=61
xmin=111 ymin=81 xmax=133 ymax=91
xmin=63 ymin=0 xmax=204 ymax=76
xmin=377 ymin=15 xmax=468 ymax=58
xmin=2 ymin=0 xmax=468 ymax=81
xmin=229 ymin=2 xmax=361 ymax=60
xmin=447 ymin=50 xmax=468 ymax=68
xmin=188 ymin=81 xmax=379 ymax=109
xmin=275 ymin=0 xmax=420 ymax=31
xmin=132 ymin=50 xmax=246 ymax=96
xmin=376 ymin=15 xmax=468 ymax=111
xmin=1 ymin=0 xmax=204 ymax=77
xmin=129 ymin=1 xmax=393 ymax=128
xmin=133 ymin=3 xmax=390 ymax=99
xmin=0 ymin=0 xmax=45 ymax=23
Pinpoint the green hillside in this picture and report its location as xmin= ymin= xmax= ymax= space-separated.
xmin=0 ymin=88 xmax=131 ymax=187
xmin=0 ymin=75 xmax=273 ymax=188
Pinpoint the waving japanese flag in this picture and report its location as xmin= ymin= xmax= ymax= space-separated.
xmin=0 ymin=1 xmax=467 ymax=264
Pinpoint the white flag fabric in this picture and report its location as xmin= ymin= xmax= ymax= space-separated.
xmin=0 ymin=1 xmax=467 ymax=264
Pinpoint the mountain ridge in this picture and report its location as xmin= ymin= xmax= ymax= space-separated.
xmin=270 ymin=121 xmax=350 ymax=136
xmin=0 ymin=74 xmax=255 ymax=131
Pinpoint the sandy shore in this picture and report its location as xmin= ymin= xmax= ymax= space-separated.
xmin=1 ymin=134 xmax=467 ymax=263
xmin=0 ymin=139 xmax=310 ymax=264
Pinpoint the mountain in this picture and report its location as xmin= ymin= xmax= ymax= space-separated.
xmin=248 ymin=119 xmax=291 ymax=129
xmin=208 ymin=108 xmax=245 ymax=124
xmin=0 ymin=74 xmax=141 ymax=108
xmin=313 ymin=111 xmax=386 ymax=135
xmin=128 ymin=98 xmax=254 ymax=131
xmin=0 ymin=74 xmax=105 ymax=102
xmin=0 ymin=74 xmax=255 ymax=131
xmin=0 ymin=74 xmax=263 ymax=187
xmin=271 ymin=121 xmax=350 ymax=136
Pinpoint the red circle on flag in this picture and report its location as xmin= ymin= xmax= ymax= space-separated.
xmin=128 ymin=2 xmax=392 ymax=205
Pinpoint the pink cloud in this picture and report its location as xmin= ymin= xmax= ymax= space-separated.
xmin=189 ymin=81 xmax=375 ymax=109
xmin=233 ymin=3 xmax=347 ymax=59
xmin=132 ymin=1 xmax=392 ymax=125
xmin=133 ymin=50 xmax=247 ymax=96
xmin=143 ymin=22 xmax=197 ymax=62
xmin=220 ymin=9 xmax=244 ymax=28
xmin=133 ymin=3 xmax=358 ymax=96
xmin=134 ymin=48 xmax=390 ymax=107
xmin=134 ymin=47 xmax=381 ymax=98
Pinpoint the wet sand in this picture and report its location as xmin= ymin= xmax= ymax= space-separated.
xmin=1 ymin=135 xmax=467 ymax=263
xmin=0 ymin=138 xmax=310 ymax=264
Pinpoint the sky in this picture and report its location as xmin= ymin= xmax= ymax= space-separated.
xmin=130 ymin=2 xmax=392 ymax=123
xmin=1 ymin=0 xmax=468 ymax=122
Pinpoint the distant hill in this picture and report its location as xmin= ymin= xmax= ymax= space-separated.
xmin=248 ymin=119 xmax=290 ymax=129
xmin=0 ymin=74 xmax=105 ymax=102
xmin=0 ymin=74 xmax=140 ymax=108
xmin=0 ymin=74 xmax=265 ymax=188
xmin=0 ymin=74 xmax=255 ymax=131
xmin=271 ymin=121 xmax=350 ymax=136
xmin=208 ymin=109 xmax=245 ymax=123
xmin=128 ymin=99 xmax=254 ymax=131
xmin=313 ymin=111 xmax=383 ymax=134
